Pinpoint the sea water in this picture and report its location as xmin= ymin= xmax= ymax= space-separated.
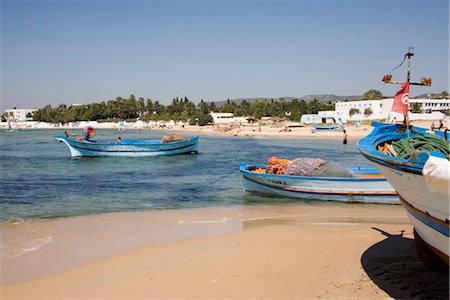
xmin=0 ymin=129 xmax=366 ymax=222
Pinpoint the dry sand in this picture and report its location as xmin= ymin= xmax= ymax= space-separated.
xmin=158 ymin=120 xmax=441 ymax=141
xmin=1 ymin=204 xmax=448 ymax=299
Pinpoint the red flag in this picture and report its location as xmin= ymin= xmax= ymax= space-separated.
xmin=392 ymin=81 xmax=410 ymax=116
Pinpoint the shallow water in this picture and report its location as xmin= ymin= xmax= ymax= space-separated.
xmin=0 ymin=129 xmax=367 ymax=222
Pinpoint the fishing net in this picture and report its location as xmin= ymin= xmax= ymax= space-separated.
xmin=160 ymin=134 xmax=187 ymax=143
xmin=264 ymin=157 xmax=355 ymax=177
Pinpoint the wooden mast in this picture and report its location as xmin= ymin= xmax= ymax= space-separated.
xmin=381 ymin=48 xmax=431 ymax=131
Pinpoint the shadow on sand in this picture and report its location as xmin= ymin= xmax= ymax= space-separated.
xmin=361 ymin=227 xmax=448 ymax=299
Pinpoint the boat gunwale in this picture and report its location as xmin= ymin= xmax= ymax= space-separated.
xmin=55 ymin=135 xmax=199 ymax=147
xmin=357 ymin=123 xmax=448 ymax=175
xmin=239 ymin=163 xmax=389 ymax=183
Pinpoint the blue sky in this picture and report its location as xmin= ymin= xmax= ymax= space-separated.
xmin=1 ymin=0 xmax=448 ymax=111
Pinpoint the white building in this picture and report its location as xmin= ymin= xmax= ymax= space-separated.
xmin=300 ymin=114 xmax=338 ymax=124
xmin=4 ymin=108 xmax=37 ymax=121
xmin=334 ymin=98 xmax=449 ymax=122
xmin=210 ymin=112 xmax=247 ymax=124
xmin=410 ymin=99 xmax=450 ymax=113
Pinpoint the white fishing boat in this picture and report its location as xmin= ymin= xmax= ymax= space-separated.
xmin=56 ymin=127 xmax=199 ymax=157
xmin=358 ymin=49 xmax=449 ymax=269
xmin=240 ymin=162 xmax=398 ymax=204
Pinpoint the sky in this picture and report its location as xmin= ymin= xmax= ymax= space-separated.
xmin=1 ymin=0 xmax=448 ymax=112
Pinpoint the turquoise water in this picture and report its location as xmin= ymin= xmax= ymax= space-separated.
xmin=0 ymin=129 xmax=366 ymax=221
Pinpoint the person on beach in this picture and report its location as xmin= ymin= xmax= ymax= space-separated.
xmin=430 ymin=121 xmax=437 ymax=130
xmin=343 ymin=129 xmax=348 ymax=145
xmin=116 ymin=137 xmax=122 ymax=144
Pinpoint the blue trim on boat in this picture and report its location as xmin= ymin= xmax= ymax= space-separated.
xmin=400 ymin=196 xmax=450 ymax=237
xmin=239 ymin=163 xmax=387 ymax=182
xmin=242 ymin=174 xmax=396 ymax=197
xmin=55 ymin=135 xmax=199 ymax=157
xmin=356 ymin=123 xmax=447 ymax=175
xmin=63 ymin=140 xmax=197 ymax=153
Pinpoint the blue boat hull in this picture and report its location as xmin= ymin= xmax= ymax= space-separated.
xmin=311 ymin=125 xmax=344 ymax=132
xmin=240 ymin=163 xmax=398 ymax=204
xmin=55 ymin=135 xmax=199 ymax=157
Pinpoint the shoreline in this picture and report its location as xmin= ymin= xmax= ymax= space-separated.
xmin=2 ymin=120 xmax=441 ymax=141
xmin=1 ymin=204 xmax=448 ymax=299
xmin=1 ymin=203 xmax=409 ymax=284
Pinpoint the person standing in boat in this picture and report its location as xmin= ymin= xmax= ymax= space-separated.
xmin=343 ymin=129 xmax=348 ymax=145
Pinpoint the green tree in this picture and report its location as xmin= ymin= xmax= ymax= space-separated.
xmin=349 ymin=108 xmax=360 ymax=117
xmin=410 ymin=102 xmax=422 ymax=113
xmin=363 ymin=107 xmax=373 ymax=117
xmin=308 ymin=99 xmax=321 ymax=114
xmin=362 ymin=89 xmax=383 ymax=100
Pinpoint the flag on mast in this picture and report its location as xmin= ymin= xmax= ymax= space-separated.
xmin=392 ymin=81 xmax=410 ymax=116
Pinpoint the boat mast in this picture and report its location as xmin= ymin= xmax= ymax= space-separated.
xmin=382 ymin=47 xmax=431 ymax=130
xmin=382 ymin=47 xmax=431 ymax=87
xmin=406 ymin=47 xmax=414 ymax=83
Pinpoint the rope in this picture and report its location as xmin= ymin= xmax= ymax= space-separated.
xmin=379 ymin=135 xmax=450 ymax=160
xmin=187 ymin=167 xmax=237 ymax=190
xmin=387 ymin=53 xmax=407 ymax=75
xmin=380 ymin=54 xmax=407 ymax=91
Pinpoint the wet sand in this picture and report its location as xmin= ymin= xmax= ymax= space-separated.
xmin=1 ymin=203 xmax=448 ymax=298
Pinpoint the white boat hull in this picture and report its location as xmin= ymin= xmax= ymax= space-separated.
xmin=372 ymin=162 xmax=449 ymax=262
xmin=56 ymin=136 xmax=199 ymax=157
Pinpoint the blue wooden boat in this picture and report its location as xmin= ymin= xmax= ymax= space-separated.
xmin=55 ymin=135 xmax=199 ymax=157
xmin=239 ymin=162 xmax=398 ymax=204
xmin=358 ymin=122 xmax=449 ymax=268
xmin=311 ymin=125 xmax=344 ymax=132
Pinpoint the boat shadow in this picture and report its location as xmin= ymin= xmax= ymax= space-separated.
xmin=361 ymin=227 xmax=449 ymax=299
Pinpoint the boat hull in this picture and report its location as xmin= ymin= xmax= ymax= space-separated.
xmin=311 ymin=125 xmax=344 ymax=132
xmin=240 ymin=163 xmax=398 ymax=204
xmin=56 ymin=136 xmax=199 ymax=157
xmin=357 ymin=122 xmax=449 ymax=267
xmin=370 ymin=161 xmax=449 ymax=265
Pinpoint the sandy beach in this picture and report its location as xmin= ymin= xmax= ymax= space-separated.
xmin=179 ymin=120 xmax=445 ymax=140
xmin=1 ymin=204 xmax=448 ymax=299
xmin=3 ymin=119 xmax=443 ymax=141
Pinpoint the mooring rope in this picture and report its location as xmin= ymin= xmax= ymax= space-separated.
xmin=187 ymin=167 xmax=238 ymax=190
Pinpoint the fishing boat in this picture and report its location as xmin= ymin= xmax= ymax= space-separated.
xmin=311 ymin=125 xmax=344 ymax=132
xmin=55 ymin=127 xmax=199 ymax=157
xmin=357 ymin=48 xmax=449 ymax=269
xmin=358 ymin=123 xmax=449 ymax=267
xmin=239 ymin=162 xmax=398 ymax=204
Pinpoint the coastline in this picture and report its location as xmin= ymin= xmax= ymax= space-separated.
xmin=2 ymin=203 xmax=447 ymax=298
xmin=1 ymin=120 xmax=440 ymax=141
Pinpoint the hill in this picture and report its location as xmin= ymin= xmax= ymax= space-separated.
xmin=212 ymin=94 xmax=362 ymax=106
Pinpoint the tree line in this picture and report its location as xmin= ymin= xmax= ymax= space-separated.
xmin=22 ymin=95 xmax=336 ymax=126
xmin=6 ymin=90 xmax=447 ymax=125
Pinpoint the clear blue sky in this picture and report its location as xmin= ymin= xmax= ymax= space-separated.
xmin=1 ymin=0 xmax=448 ymax=111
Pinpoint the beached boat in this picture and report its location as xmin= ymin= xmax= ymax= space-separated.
xmin=55 ymin=133 xmax=199 ymax=157
xmin=239 ymin=162 xmax=398 ymax=204
xmin=357 ymin=49 xmax=449 ymax=269
xmin=358 ymin=122 xmax=449 ymax=267
xmin=311 ymin=125 xmax=344 ymax=132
